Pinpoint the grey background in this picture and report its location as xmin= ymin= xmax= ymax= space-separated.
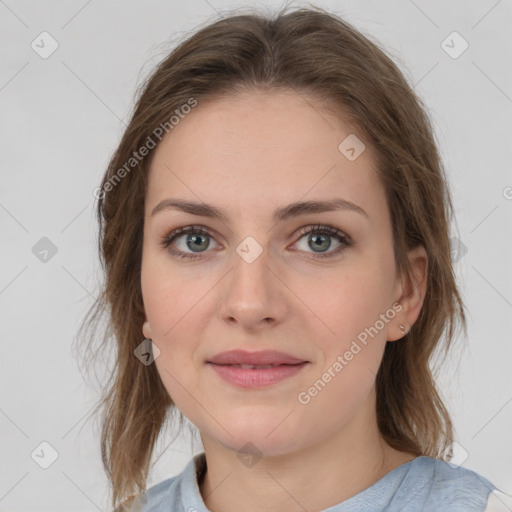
xmin=1 ymin=0 xmax=511 ymax=510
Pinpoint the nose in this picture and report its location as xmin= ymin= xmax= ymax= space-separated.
xmin=218 ymin=243 xmax=288 ymax=332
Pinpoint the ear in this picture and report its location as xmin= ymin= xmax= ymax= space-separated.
xmin=388 ymin=245 xmax=428 ymax=342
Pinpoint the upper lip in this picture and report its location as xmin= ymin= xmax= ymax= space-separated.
xmin=207 ymin=349 xmax=308 ymax=366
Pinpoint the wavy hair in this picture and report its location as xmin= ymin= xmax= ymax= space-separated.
xmin=75 ymin=4 xmax=467 ymax=510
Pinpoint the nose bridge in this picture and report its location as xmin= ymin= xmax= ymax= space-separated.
xmin=230 ymin=239 xmax=271 ymax=302
xmin=219 ymin=238 xmax=285 ymax=326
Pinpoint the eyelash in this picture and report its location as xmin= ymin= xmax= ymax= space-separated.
xmin=160 ymin=224 xmax=352 ymax=260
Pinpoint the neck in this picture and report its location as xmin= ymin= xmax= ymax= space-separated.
xmin=198 ymin=392 xmax=416 ymax=512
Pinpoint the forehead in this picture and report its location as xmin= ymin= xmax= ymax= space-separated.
xmin=146 ymin=90 xmax=386 ymax=224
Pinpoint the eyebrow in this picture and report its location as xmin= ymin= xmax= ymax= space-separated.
xmin=151 ymin=197 xmax=369 ymax=223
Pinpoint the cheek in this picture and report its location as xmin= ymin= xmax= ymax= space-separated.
xmin=318 ymin=263 xmax=390 ymax=333
xmin=308 ymin=262 xmax=393 ymax=391
xmin=299 ymin=276 xmax=388 ymax=422
xmin=141 ymin=258 xmax=205 ymax=363
xmin=141 ymin=255 xmax=194 ymax=333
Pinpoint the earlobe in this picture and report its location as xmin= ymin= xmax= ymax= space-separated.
xmin=387 ymin=312 xmax=409 ymax=342
xmin=399 ymin=323 xmax=409 ymax=336
xmin=142 ymin=320 xmax=152 ymax=340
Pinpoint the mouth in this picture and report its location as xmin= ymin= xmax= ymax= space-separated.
xmin=206 ymin=349 xmax=308 ymax=367
xmin=207 ymin=361 xmax=309 ymax=388
xmin=211 ymin=363 xmax=303 ymax=369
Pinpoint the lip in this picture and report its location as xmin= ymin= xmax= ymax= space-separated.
xmin=206 ymin=349 xmax=307 ymax=366
xmin=207 ymin=361 xmax=309 ymax=388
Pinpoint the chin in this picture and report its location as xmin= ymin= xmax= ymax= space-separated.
xmin=210 ymin=423 xmax=300 ymax=458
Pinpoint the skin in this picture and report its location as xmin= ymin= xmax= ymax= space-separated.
xmin=140 ymin=89 xmax=428 ymax=512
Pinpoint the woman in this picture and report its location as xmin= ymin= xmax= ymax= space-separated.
xmin=78 ymin=5 xmax=506 ymax=511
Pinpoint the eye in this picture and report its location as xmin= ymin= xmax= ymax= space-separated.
xmin=293 ymin=224 xmax=352 ymax=259
xmin=160 ymin=225 xmax=219 ymax=260
xmin=160 ymin=223 xmax=352 ymax=260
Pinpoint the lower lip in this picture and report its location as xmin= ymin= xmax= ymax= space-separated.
xmin=207 ymin=362 xmax=309 ymax=388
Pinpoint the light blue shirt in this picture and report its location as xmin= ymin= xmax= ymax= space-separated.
xmin=125 ymin=452 xmax=500 ymax=511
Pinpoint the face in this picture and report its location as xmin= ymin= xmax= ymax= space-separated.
xmin=140 ymin=89 xmax=424 ymax=457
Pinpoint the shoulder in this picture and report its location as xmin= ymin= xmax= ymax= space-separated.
xmin=396 ymin=456 xmax=499 ymax=510
xmin=112 ymin=453 xmax=206 ymax=512
xmin=113 ymin=476 xmax=177 ymax=512
xmin=484 ymin=489 xmax=512 ymax=511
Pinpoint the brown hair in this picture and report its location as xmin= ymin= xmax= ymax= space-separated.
xmin=76 ymin=4 xmax=467 ymax=510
